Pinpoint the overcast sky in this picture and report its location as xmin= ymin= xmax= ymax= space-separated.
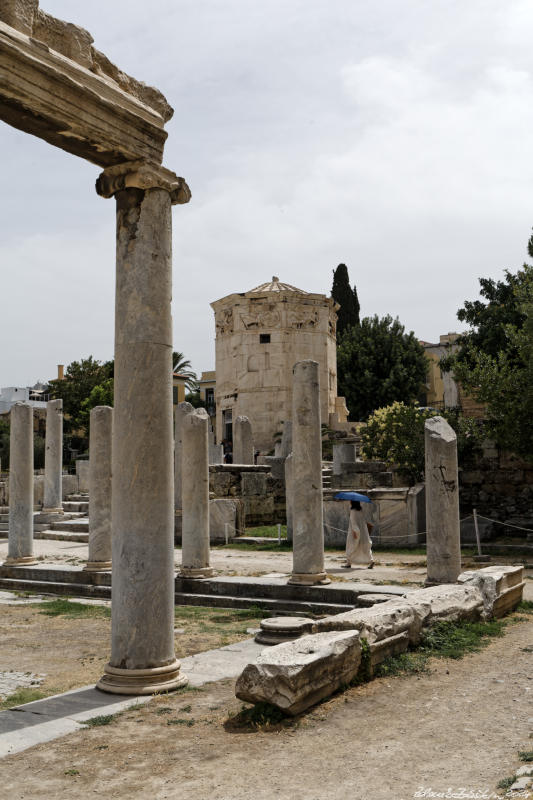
xmin=2 ymin=0 xmax=533 ymax=386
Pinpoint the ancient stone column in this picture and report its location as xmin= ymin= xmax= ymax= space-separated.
xmin=279 ymin=420 xmax=293 ymax=459
xmin=85 ymin=406 xmax=113 ymax=572
xmin=5 ymin=403 xmax=37 ymax=565
xmin=174 ymin=401 xmax=194 ymax=511
xmin=179 ymin=408 xmax=213 ymax=578
xmin=95 ymin=161 xmax=191 ymax=695
xmin=424 ymin=416 xmax=461 ymax=584
xmin=43 ymin=398 xmax=63 ymax=513
xmin=233 ymin=415 xmax=254 ymax=464
xmin=289 ymin=361 xmax=329 ymax=585
xmin=285 ymin=452 xmax=293 ymax=543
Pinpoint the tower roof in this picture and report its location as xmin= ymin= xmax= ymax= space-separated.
xmin=248 ymin=276 xmax=308 ymax=295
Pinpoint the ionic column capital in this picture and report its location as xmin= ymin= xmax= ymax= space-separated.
xmin=95 ymin=160 xmax=191 ymax=205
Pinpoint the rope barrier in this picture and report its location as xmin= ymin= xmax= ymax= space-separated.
xmin=476 ymin=514 xmax=533 ymax=533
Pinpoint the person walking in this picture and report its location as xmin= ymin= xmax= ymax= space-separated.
xmin=343 ymin=500 xmax=374 ymax=569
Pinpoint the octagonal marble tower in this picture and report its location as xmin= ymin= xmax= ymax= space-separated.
xmin=211 ymin=277 xmax=340 ymax=452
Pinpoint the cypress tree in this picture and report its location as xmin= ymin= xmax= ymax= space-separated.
xmin=331 ymin=263 xmax=360 ymax=335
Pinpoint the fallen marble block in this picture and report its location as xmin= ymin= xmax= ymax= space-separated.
xmin=368 ymin=631 xmax=410 ymax=673
xmin=403 ymin=584 xmax=483 ymax=624
xmin=235 ymin=630 xmax=361 ymax=716
xmin=311 ymin=598 xmax=430 ymax=645
xmin=458 ymin=565 xmax=524 ymax=619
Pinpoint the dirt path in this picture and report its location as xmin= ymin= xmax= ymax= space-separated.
xmin=2 ymin=615 xmax=532 ymax=800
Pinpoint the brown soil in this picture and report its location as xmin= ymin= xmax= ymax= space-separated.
xmin=0 ymin=603 xmax=264 ymax=699
xmin=2 ymin=614 xmax=532 ymax=800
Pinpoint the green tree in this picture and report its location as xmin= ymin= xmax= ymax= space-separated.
xmin=48 ymin=356 xmax=114 ymax=436
xmin=172 ymin=351 xmax=198 ymax=392
xmin=78 ymin=378 xmax=114 ymax=430
xmin=337 ymin=316 xmax=428 ymax=420
xmin=331 ymin=263 xmax=360 ymax=336
xmin=0 ymin=416 xmax=10 ymax=470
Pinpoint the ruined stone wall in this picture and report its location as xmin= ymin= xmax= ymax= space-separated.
xmin=209 ymin=465 xmax=286 ymax=526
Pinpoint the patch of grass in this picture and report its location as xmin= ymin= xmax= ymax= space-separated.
xmin=80 ymin=714 xmax=117 ymax=727
xmin=247 ymin=525 xmax=288 ymax=539
xmin=420 ymin=619 xmax=505 ymax=660
xmin=226 ymin=701 xmax=288 ymax=730
xmin=167 ymin=718 xmax=195 ymax=726
xmin=374 ymin=651 xmax=430 ymax=678
xmin=517 ymin=601 xmax=533 ymax=615
xmin=519 ymin=751 xmax=533 ymax=762
xmin=180 ymin=704 xmax=192 ymax=713
xmin=0 ymin=687 xmax=52 ymax=710
xmin=155 ymin=707 xmax=173 ymax=716
xmin=213 ymin=540 xmax=292 ymax=552
xmin=64 ymin=768 xmax=80 ymax=776
xmin=350 ymin=638 xmax=372 ymax=686
xmin=37 ymin=598 xmax=111 ymax=619
xmin=497 ymin=775 xmax=516 ymax=791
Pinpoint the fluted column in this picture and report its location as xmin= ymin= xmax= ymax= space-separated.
xmin=5 ymin=403 xmax=37 ymax=565
xmin=85 ymin=405 xmax=113 ymax=572
xmin=289 ymin=361 xmax=329 ymax=585
xmin=95 ymin=160 xmax=191 ymax=695
xmin=179 ymin=408 xmax=213 ymax=578
xmin=43 ymin=398 xmax=63 ymax=512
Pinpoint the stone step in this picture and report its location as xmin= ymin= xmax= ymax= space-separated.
xmin=66 ymin=494 xmax=89 ymax=502
xmin=63 ymin=501 xmax=88 ymax=513
xmin=50 ymin=519 xmax=89 ymax=533
xmin=35 ymin=530 xmax=89 ymax=543
xmin=0 ymin=577 xmax=351 ymax=614
xmin=0 ymin=523 xmax=8 ymax=532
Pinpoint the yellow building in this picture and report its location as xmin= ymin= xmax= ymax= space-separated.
xmin=172 ymin=373 xmax=187 ymax=406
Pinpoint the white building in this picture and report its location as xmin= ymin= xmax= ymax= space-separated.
xmin=0 ymin=384 xmax=49 ymax=414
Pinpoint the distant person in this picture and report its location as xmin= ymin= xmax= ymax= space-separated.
xmin=343 ymin=500 xmax=374 ymax=569
xmin=223 ymin=440 xmax=233 ymax=464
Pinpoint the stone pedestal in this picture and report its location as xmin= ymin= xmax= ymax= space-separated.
xmin=5 ymin=403 xmax=37 ymax=566
xmin=179 ymin=408 xmax=213 ymax=578
xmin=95 ymin=161 xmax=191 ymax=695
xmin=255 ymin=616 xmax=313 ymax=645
xmin=174 ymin=401 xmax=193 ymax=512
xmin=85 ymin=406 xmax=113 ymax=572
xmin=233 ymin=415 xmax=254 ymax=464
xmin=208 ymin=442 xmax=224 ymax=465
xmin=289 ymin=361 xmax=329 ymax=585
xmin=43 ymin=399 xmax=63 ymax=513
xmin=424 ymin=416 xmax=461 ymax=585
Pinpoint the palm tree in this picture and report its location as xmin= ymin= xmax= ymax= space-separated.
xmin=172 ymin=351 xmax=198 ymax=393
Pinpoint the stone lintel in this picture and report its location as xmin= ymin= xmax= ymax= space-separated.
xmin=0 ymin=19 xmax=170 ymax=166
xmin=95 ymin=160 xmax=191 ymax=205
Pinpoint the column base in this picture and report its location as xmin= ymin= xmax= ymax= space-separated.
xmin=96 ymin=659 xmax=188 ymax=696
xmin=288 ymin=571 xmax=331 ymax=586
xmin=42 ymin=507 xmax=64 ymax=514
xmin=83 ymin=561 xmax=112 ymax=572
xmin=4 ymin=555 xmax=39 ymax=566
xmin=178 ymin=566 xmax=214 ymax=578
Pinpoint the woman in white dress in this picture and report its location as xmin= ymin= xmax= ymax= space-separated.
xmin=344 ymin=500 xmax=374 ymax=569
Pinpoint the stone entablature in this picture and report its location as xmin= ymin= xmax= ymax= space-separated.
xmin=211 ymin=277 xmax=339 ymax=451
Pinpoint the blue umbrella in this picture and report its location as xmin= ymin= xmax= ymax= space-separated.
xmin=334 ymin=491 xmax=372 ymax=503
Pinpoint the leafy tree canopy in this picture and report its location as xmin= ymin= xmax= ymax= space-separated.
xmin=331 ymin=263 xmax=360 ymax=336
xmin=337 ymin=315 xmax=428 ymax=420
xmin=48 ymin=356 xmax=113 ymax=436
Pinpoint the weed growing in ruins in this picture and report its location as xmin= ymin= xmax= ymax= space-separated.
xmin=517 ymin=601 xmax=533 ymax=614
xmin=155 ymin=707 xmax=173 ymax=715
xmin=225 ymin=701 xmax=289 ymax=731
xmin=64 ymin=768 xmax=80 ymax=776
xmin=374 ymin=651 xmax=429 ymax=677
xmin=497 ymin=775 xmax=517 ymax=791
xmin=81 ymin=714 xmax=117 ymax=727
xmin=420 ymin=619 xmax=505 ymax=659
xmin=518 ymin=751 xmax=533 ymax=762
xmin=0 ymin=687 xmax=53 ymax=710
xmin=37 ymin=599 xmax=111 ymax=619
xmin=350 ymin=638 xmax=372 ymax=685
xmin=167 ymin=718 xmax=195 ymax=726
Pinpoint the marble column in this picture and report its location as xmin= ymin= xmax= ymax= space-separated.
xmin=279 ymin=420 xmax=293 ymax=459
xmin=289 ymin=361 xmax=329 ymax=585
xmin=424 ymin=416 xmax=461 ymax=585
xmin=43 ymin=398 xmax=63 ymax=513
xmin=174 ymin=401 xmax=194 ymax=512
xmin=285 ymin=452 xmax=293 ymax=543
xmin=233 ymin=415 xmax=254 ymax=464
xmin=179 ymin=408 xmax=213 ymax=578
xmin=95 ymin=160 xmax=191 ymax=695
xmin=84 ymin=406 xmax=113 ymax=572
xmin=5 ymin=403 xmax=37 ymax=565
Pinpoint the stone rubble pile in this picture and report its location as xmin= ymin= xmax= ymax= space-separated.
xmin=235 ymin=565 xmax=524 ymax=715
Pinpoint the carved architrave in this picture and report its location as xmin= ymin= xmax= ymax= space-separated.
xmin=287 ymin=309 xmax=318 ymax=329
xmin=240 ymin=309 xmax=281 ymax=330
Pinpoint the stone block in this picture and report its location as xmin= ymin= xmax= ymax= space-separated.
xmin=241 ymin=472 xmax=267 ymax=496
xmin=76 ymin=460 xmax=90 ymax=494
xmin=262 ymin=456 xmax=286 ymax=480
xmin=458 ymin=565 xmax=524 ymax=618
xmin=404 ymin=584 xmax=483 ymax=624
xmin=322 ymin=499 xmax=349 ymax=547
xmin=243 ymin=495 xmax=274 ymax=525
xmin=312 ymin=598 xmax=427 ymax=646
xmin=33 ymin=10 xmax=94 ymax=70
xmin=33 ymin=474 xmax=44 ymax=507
xmin=209 ymin=498 xmax=244 ymax=542
xmin=62 ymin=474 xmax=78 ymax=499
xmin=369 ymin=630 xmax=409 ymax=670
xmin=343 ymin=461 xmax=388 ymax=474
xmin=0 ymin=0 xmax=38 ymax=34
xmin=235 ymin=631 xmax=362 ymax=716
xmin=332 ymin=443 xmax=357 ymax=475
xmin=210 ymin=471 xmax=233 ymax=496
